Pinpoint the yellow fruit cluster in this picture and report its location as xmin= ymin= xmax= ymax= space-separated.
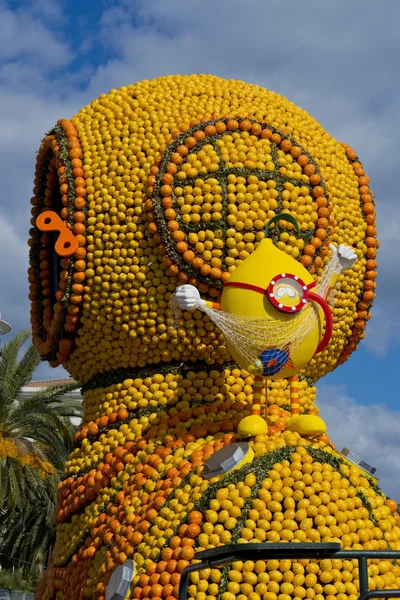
xmin=35 ymin=365 xmax=400 ymax=600
xmin=80 ymin=369 xmax=315 ymax=425
xmin=0 ymin=437 xmax=54 ymax=476
xmin=37 ymin=398 xmax=400 ymax=600
xmin=30 ymin=75 xmax=381 ymax=600
xmin=146 ymin=116 xmax=335 ymax=308
xmin=29 ymin=74 xmax=376 ymax=382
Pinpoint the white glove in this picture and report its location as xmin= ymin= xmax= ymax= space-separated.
xmin=174 ymin=285 xmax=205 ymax=311
xmin=329 ymin=243 xmax=357 ymax=272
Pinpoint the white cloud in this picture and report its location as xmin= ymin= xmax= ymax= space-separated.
xmin=0 ymin=0 xmax=400 ymax=383
xmin=0 ymin=90 xmax=78 ymax=244
xmin=28 ymin=0 xmax=65 ymax=23
xmin=361 ymin=209 xmax=400 ymax=356
xmin=0 ymin=2 xmax=397 ymax=514
xmin=35 ymin=360 xmax=70 ymax=380
xmin=0 ymin=0 xmax=71 ymax=68
xmin=318 ymin=384 xmax=400 ymax=499
xmin=0 ymin=211 xmax=30 ymax=325
xmin=99 ymin=5 xmax=129 ymax=26
xmin=89 ymin=0 xmax=400 ymax=355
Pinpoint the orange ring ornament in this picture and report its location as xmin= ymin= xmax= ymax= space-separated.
xmin=36 ymin=211 xmax=79 ymax=257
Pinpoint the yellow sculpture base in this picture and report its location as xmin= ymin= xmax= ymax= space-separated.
xmin=231 ymin=446 xmax=255 ymax=473
xmin=237 ymin=415 xmax=268 ymax=437
xmin=331 ymin=449 xmax=379 ymax=484
xmin=286 ymin=414 xmax=327 ymax=437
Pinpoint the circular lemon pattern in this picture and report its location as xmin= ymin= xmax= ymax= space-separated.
xmin=148 ymin=117 xmax=330 ymax=293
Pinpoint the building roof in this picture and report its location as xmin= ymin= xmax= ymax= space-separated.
xmin=20 ymin=379 xmax=83 ymax=426
xmin=20 ymin=379 xmax=82 ymax=401
xmin=23 ymin=378 xmax=78 ymax=388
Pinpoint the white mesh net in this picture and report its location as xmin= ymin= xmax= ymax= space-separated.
xmin=170 ymin=251 xmax=340 ymax=375
xmin=197 ymin=303 xmax=318 ymax=374
xmin=316 ymin=250 xmax=341 ymax=301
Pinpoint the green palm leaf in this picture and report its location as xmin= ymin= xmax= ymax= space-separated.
xmin=6 ymin=344 xmax=41 ymax=401
xmin=0 ymin=457 xmax=9 ymax=504
xmin=0 ymin=331 xmax=31 ymax=409
xmin=0 ymin=331 xmax=83 ymax=575
xmin=6 ymin=458 xmax=23 ymax=510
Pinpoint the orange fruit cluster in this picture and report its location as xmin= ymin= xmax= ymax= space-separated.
xmin=336 ymin=144 xmax=378 ymax=366
xmin=28 ymin=119 xmax=87 ymax=364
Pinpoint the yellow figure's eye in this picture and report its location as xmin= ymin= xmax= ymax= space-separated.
xmin=275 ymin=285 xmax=298 ymax=300
xmin=268 ymin=274 xmax=308 ymax=313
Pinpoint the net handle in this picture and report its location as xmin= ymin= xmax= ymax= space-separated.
xmin=265 ymin=213 xmax=313 ymax=240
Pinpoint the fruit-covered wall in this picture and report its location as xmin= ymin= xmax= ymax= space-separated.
xmin=27 ymin=75 xmax=398 ymax=600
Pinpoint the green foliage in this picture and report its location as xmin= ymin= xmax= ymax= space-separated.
xmin=307 ymin=445 xmax=382 ymax=495
xmin=0 ymin=566 xmax=40 ymax=593
xmin=0 ymin=330 xmax=82 ymax=575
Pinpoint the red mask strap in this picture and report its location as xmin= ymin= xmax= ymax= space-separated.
xmin=308 ymin=291 xmax=333 ymax=354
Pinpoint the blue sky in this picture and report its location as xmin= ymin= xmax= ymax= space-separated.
xmin=1 ymin=0 xmax=400 ymax=496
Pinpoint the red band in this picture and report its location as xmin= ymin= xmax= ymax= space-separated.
xmin=225 ymin=279 xmax=317 ymax=295
xmin=308 ymin=291 xmax=333 ymax=353
xmin=224 ymin=281 xmax=267 ymax=295
xmin=224 ymin=280 xmax=333 ymax=354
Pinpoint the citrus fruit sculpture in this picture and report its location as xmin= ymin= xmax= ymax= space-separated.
xmin=27 ymin=75 xmax=400 ymax=600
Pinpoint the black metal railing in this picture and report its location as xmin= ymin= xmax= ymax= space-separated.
xmin=178 ymin=543 xmax=400 ymax=600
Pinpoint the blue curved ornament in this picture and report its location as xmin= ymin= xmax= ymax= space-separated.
xmin=258 ymin=347 xmax=291 ymax=377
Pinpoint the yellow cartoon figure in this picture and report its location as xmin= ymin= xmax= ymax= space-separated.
xmin=173 ymin=214 xmax=357 ymax=437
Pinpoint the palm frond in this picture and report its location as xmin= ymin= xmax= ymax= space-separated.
xmin=6 ymin=344 xmax=41 ymax=401
xmin=6 ymin=458 xmax=24 ymax=510
xmin=8 ymin=400 xmax=81 ymax=469
xmin=15 ymin=386 xmax=81 ymax=416
xmin=16 ymin=423 xmax=73 ymax=471
xmin=16 ymin=410 xmax=75 ymax=440
xmin=26 ymin=381 xmax=81 ymax=408
xmin=23 ymin=464 xmax=48 ymax=500
xmin=0 ymin=457 xmax=9 ymax=504
xmin=0 ymin=478 xmax=57 ymax=575
xmin=20 ymin=426 xmax=68 ymax=461
xmin=13 ymin=437 xmax=47 ymax=462
xmin=0 ymin=331 xmax=83 ymax=574
xmin=10 ymin=405 xmax=77 ymax=438
xmin=0 ymin=330 xmax=31 ymax=392
xmin=6 ymin=383 xmax=81 ymax=433
xmin=21 ymin=500 xmax=56 ymax=565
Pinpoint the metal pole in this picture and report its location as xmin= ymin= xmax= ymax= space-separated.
xmin=358 ymin=556 xmax=369 ymax=597
xmin=178 ymin=562 xmax=209 ymax=600
xmin=179 ymin=544 xmax=400 ymax=600
xmin=359 ymin=591 xmax=400 ymax=600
